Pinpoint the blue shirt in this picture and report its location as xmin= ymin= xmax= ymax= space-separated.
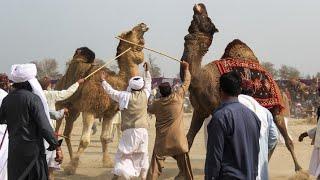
xmin=205 ymin=98 xmax=261 ymax=180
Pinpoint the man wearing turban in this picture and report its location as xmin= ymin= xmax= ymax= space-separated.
xmin=101 ymin=62 xmax=151 ymax=180
xmin=0 ymin=64 xmax=62 ymax=180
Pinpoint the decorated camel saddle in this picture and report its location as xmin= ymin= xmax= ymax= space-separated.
xmin=213 ymin=58 xmax=284 ymax=111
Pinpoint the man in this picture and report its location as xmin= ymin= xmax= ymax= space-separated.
xmin=0 ymin=64 xmax=62 ymax=180
xmin=101 ymin=62 xmax=151 ymax=180
xmin=147 ymin=62 xmax=192 ymax=180
xmin=205 ymin=71 xmax=261 ymax=180
xmin=0 ymin=74 xmax=10 ymax=180
xmin=238 ymin=92 xmax=278 ymax=180
xmin=299 ymin=126 xmax=320 ymax=178
xmin=39 ymin=76 xmax=83 ymax=180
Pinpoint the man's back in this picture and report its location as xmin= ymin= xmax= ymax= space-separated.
xmin=205 ymin=99 xmax=261 ymax=180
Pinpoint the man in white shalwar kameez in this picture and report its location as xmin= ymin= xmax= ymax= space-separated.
xmin=299 ymin=120 xmax=320 ymax=178
xmin=101 ymin=62 xmax=151 ymax=180
xmin=39 ymin=76 xmax=84 ymax=180
xmin=0 ymin=74 xmax=10 ymax=180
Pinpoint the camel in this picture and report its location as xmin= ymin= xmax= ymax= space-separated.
xmin=180 ymin=3 xmax=302 ymax=171
xmin=55 ymin=23 xmax=149 ymax=174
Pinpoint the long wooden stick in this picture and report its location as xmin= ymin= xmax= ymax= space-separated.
xmin=115 ymin=36 xmax=181 ymax=63
xmin=84 ymin=48 xmax=131 ymax=80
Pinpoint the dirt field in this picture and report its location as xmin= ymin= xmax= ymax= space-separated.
xmin=55 ymin=114 xmax=316 ymax=180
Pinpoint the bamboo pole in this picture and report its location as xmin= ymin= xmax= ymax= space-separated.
xmin=84 ymin=48 xmax=131 ymax=80
xmin=115 ymin=36 xmax=181 ymax=63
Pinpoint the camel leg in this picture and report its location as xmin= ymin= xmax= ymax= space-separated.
xmin=274 ymin=114 xmax=302 ymax=171
xmin=100 ymin=116 xmax=114 ymax=168
xmin=55 ymin=119 xmax=63 ymax=133
xmin=186 ymin=110 xmax=208 ymax=149
xmin=65 ymin=111 xmax=94 ymax=175
xmin=63 ymin=110 xmax=80 ymax=159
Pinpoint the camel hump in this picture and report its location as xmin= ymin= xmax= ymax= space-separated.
xmin=221 ymin=39 xmax=259 ymax=62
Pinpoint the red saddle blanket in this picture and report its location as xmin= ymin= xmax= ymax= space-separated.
xmin=214 ymin=58 xmax=284 ymax=111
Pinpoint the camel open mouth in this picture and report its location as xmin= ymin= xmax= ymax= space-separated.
xmin=194 ymin=4 xmax=201 ymax=13
xmin=140 ymin=23 xmax=149 ymax=32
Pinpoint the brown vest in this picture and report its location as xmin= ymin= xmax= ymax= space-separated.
xmin=121 ymin=90 xmax=149 ymax=131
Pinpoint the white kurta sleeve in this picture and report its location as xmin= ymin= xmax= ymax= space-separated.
xmin=143 ymin=71 xmax=152 ymax=98
xmin=102 ymin=81 xmax=121 ymax=102
xmin=308 ymin=127 xmax=317 ymax=139
xmin=46 ymin=82 xmax=79 ymax=102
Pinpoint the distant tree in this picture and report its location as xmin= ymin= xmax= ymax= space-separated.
xmin=278 ymin=65 xmax=300 ymax=80
xmin=305 ymin=74 xmax=312 ymax=79
xmin=148 ymin=54 xmax=161 ymax=78
xmin=31 ymin=58 xmax=60 ymax=79
xmin=261 ymin=61 xmax=278 ymax=78
xmin=316 ymin=72 xmax=320 ymax=79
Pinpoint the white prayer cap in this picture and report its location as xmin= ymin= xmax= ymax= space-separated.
xmin=9 ymin=64 xmax=37 ymax=83
xmin=128 ymin=76 xmax=144 ymax=90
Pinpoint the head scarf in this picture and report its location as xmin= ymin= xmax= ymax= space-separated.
xmin=10 ymin=64 xmax=52 ymax=127
xmin=128 ymin=76 xmax=144 ymax=91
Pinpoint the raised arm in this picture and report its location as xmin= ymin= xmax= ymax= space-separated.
xmin=101 ymin=71 xmax=121 ymax=102
xmin=30 ymin=96 xmax=59 ymax=148
xmin=46 ymin=79 xmax=83 ymax=102
xmin=177 ymin=61 xmax=191 ymax=97
xmin=143 ymin=62 xmax=152 ymax=98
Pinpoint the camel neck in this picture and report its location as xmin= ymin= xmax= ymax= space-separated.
xmin=117 ymin=61 xmax=139 ymax=83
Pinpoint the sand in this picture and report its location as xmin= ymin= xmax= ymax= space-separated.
xmin=54 ymin=114 xmax=316 ymax=180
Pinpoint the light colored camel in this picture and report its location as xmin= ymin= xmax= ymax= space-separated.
xmin=180 ymin=3 xmax=302 ymax=171
xmin=55 ymin=23 xmax=149 ymax=174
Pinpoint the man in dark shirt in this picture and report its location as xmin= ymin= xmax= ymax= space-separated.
xmin=0 ymin=64 xmax=62 ymax=180
xmin=205 ymin=71 xmax=261 ymax=180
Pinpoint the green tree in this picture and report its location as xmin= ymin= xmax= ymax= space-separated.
xmin=278 ymin=65 xmax=300 ymax=80
xmin=261 ymin=61 xmax=278 ymax=78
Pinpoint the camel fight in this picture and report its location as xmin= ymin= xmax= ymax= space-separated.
xmin=0 ymin=1 xmax=320 ymax=180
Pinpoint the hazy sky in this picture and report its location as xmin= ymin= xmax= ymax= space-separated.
xmin=0 ymin=0 xmax=319 ymax=77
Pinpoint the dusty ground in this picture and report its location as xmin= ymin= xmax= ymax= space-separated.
xmin=55 ymin=114 xmax=316 ymax=180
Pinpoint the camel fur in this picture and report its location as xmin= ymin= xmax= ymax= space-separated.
xmin=180 ymin=3 xmax=302 ymax=172
xmin=55 ymin=23 xmax=148 ymax=174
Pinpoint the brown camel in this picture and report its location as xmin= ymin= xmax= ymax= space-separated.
xmin=55 ymin=23 xmax=149 ymax=174
xmin=180 ymin=3 xmax=302 ymax=171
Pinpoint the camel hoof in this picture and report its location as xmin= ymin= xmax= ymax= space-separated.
xmin=103 ymin=156 xmax=114 ymax=168
xmin=64 ymin=164 xmax=77 ymax=175
xmin=295 ymin=164 xmax=303 ymax=172
xmin=289 ymin=170 xmax=310 ymax=180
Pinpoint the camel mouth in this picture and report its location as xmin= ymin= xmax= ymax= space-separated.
xmin=140 ymin=23 xmax=149 ymax=32
xmin=194 ymin=4 xmax=202 ymax=13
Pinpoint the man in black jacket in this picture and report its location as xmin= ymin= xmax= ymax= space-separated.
xmin=0 ymin=64 xmax=62 ymax=180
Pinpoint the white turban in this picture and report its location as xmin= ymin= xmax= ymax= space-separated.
xmin=128 ymin=76 xmax=144 ymax=90
xmin=9 ymin=64 xmax=37 ymax=83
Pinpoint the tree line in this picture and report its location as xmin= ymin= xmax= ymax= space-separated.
xmin=31 ymin=54 xmax=162 ymax=79
xmin=261 ymin=62 xmax=320 ymax=80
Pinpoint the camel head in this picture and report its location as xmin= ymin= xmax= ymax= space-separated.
xmin=181 ymin=3 xmax=218 ymax=77
xmin=117 ymin=23 xmax=149 ymax=65
xmin=72 ymin=47 xmax=96 ymax=63
xmin=221 ymin=39 xmax=258 ymax=62
xmin=193 ymin=3 xmax=208 ymax=16
xmin=116 ymin=23 xmax=149 ymax=78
